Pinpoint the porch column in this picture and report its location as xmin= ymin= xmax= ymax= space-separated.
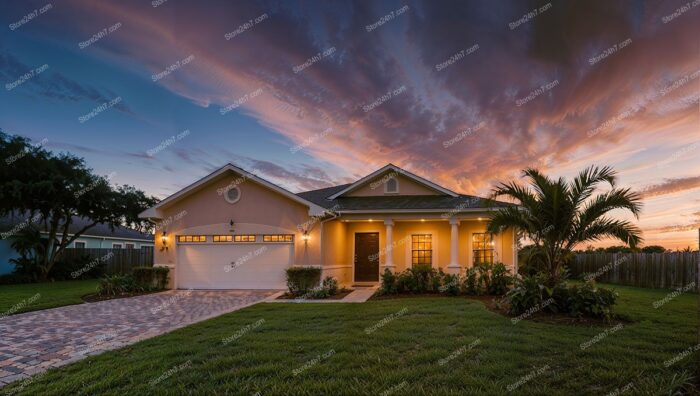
xmin=447 ymin=218 xmax=461 ymax=274
xmin=384 ymin=219 xmax=395 ymax=272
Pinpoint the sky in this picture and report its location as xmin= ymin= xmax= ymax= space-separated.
xmin=0 ymin=0 xmax=698 ymax=249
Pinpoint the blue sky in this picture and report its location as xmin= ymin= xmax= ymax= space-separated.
xmin=1 ymin=0 xmax=698 ymax=248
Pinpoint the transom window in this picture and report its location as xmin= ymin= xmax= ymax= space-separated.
xmin=263 ymin=234 xmax=294 ymax=242
xmin=411 ymin=234 xmax=432 ymax=266
xmin=213 ymin=235 xmax=233 ymax=242
xmin=385 ymin=177 xmax=398 ymax=193
xmin=472 ymin=233 xmax=494 ymax=264
xmin=177 ymin=235 xmax=207 ymax=243
xmin=234 ymin=235 xmax=256 ymax=242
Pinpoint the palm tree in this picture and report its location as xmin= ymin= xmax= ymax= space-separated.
xmin=486 ymin=165 xmax=643 ymax=286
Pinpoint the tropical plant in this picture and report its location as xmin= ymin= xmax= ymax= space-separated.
xmin=487 ymin=165 xmax=642 ymax=286
xmin=640 ymin=245 xmax=666 ymax=253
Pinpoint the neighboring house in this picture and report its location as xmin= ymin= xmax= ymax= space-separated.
xmin=140 ymin=163 xmax=517 ymax=290
xmin=0 ymin=215 xmax=154 ymax=275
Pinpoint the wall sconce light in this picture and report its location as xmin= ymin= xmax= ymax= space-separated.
xmin=160 ymin=230 xmax=169 ymax=252
xmin=302 ymin=231 xmax=310 ymax=242
xmin=229 ymin=219 xmax=235 ymax=232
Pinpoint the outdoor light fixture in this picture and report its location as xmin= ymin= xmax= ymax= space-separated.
xmin=302 ymin=232 xmax=310 ymax=241
xmin=421 ymin=219 xmax=425 ymax=222
xmin=229 ymin=219 xmax=235 ymax=232
xmin=160 ymin=231 xmax=168 ymax=252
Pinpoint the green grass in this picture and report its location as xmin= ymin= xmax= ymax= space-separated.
xmin=6 ymin=284 xmax=699 ymax=395
xmin=0 ymin=280 xmax=98 ymax=315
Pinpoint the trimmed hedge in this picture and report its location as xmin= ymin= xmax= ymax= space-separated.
xmin=133 ymin=266 xmax=169 ymax=290
xmin=285 ymin=267 xmax=321 ymax=296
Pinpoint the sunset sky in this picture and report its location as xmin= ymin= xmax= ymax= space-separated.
xmin=1 ymin=0 xmax=698 ymax=249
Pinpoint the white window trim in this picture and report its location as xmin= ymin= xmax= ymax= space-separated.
xmin=405 ymin=232 xmax=437 ymax=268
xmin=73 ymin=240 xmax=88 ymax=248
xmin=471 ymin=232 xmax=495 ymax=265
xmin=384 ymin=176 xmax=399 ymax=194
xmin=112 ymin=243 xmax=123 ymax=249
xmin=224 ymin=185 xmax=242 ymax=204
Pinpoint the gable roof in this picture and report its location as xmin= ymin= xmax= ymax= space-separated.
xmin=296 ymin=190 xmax=511 ymax=212
xmin=139 ymin=163 xmax=327 ymax=219
xmin=326 ymin=164 xmax=458 ymax=199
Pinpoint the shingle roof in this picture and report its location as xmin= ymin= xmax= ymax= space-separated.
xmin=296 ymin=187 xmax=512 ymax=211
xmin=0 ymin=214 xmax=153 ymax=241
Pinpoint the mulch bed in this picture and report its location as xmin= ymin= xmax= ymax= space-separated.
xmin=82 ymin=290 xmax=163 ymax=303
xmin=276 ymin=289 xmax=354 ymax=301
xmin=370 ymin=292 xmax=632 ymax=326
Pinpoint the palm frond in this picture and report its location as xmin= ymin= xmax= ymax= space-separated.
xmin=569 ymin=165 xmax=617 ymax=206
xmin=573 ymin=217 xmax=643 ymax=249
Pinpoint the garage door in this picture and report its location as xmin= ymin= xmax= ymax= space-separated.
xmin=177 ymin=243 xmax=293 ymax=289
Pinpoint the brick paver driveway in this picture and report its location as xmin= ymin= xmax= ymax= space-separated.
xmin=0 ymin=290 xmax=277 ymax=387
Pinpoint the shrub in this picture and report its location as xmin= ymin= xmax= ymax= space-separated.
xmin=133 ymin=266 xmax=169 ymax=290
xmin=462 ymin=267 xmax=479 ymax=295
xmin=475 ymin=262 xmax=491 ymax=293
xmin=321 ymin=276 xmax=338 ymax=296
xmin=379 ymin=268 xmax=397 ymax=294
xmin=505 ymin=273 xmax=551 ymax=315
xmin=440 ymin=273 xmax=461 ymax=296
xmin=409 ymin=265 xmax=436 ymax=293
xmin=488 ymin=262 xmax=512 ymax=295
xmin=565 ymin=282 xmax=617 ymax=319
xmin=285 ymin=267 xmax=322 ymax=296
xmin=98 ymin=274 xmax=140 ymax=296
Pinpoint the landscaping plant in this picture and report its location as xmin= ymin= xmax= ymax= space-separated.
xmin=285 ymin=267 xmax=322 ymax=296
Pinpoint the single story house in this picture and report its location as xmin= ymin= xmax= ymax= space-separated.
xmin=140 ymin=163 xmax=517 ymax=290
xmin=0 ymin=215 xmax=154 ymax=275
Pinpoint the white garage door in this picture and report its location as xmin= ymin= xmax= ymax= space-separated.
xmin=177 ymin=243 xmax=293 ymax=289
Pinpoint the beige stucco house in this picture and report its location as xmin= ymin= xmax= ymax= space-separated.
xmin=139 ymin=163 xmax=517 ymax=289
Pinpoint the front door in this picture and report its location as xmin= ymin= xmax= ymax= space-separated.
xmin=354 ymin=232 xmax=379 ymax=282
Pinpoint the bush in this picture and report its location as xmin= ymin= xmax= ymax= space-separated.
xmin=380 ymin=268 xmax=397 ymax=294
xmin=506 ymin=273 xmax=617 ymax=319
xmin=285 ymin=267 xmax=322 ymax=296
xmin=462 ymin=267 xmax=479 ymax=295
xmin=321 ymin=276 xmax=338 ymax=295
xmin=98 ymin=274 xmax=140 ymax=296
xmin=488 ymin=263 xmax=511 ymax=295
xmin=133 ymin=266 xmax=169 ymax=290
xmin=440 ymin=273 xmax=461 ymax=296
xmin=565 ymin=282 xmax=617 ymax=319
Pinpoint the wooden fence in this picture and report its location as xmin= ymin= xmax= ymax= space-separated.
xmin=59 ymin=247 xmax=154 ymax=275
xmin=571 ymin=252 xmax=698 ymax=291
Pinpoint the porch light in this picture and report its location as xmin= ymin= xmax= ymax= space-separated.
xmin=160 ymin=231 xmax=169 ymax=252
xmin=368 ymin=219 xmax=373 ymax=222
xmin=302 ymin=232 xmax=310 ymax=241
xmin=421 ymin=219 xmax=425 ymax=222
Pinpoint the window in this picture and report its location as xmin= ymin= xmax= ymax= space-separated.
xmin=213 ymin=235 xmax=233 ymax=242
xmin=224 ymin=186 xmax=241 ymax=204
xmin=125 ymin=243 xmax=135 ymax=249
xmin=74 ymin=241 xmax=86 ymax=249
xmin=263 ymin=234 xmax=294 ymax=242
xmin=385 ymin=177 xmax=398 ymax=193
xmin=112 ymin=243 xmax=122 ymax=249
xmin=177 ymin=235 xmax=207 ymax=243
xmin=472 ymin=233 xmax=494 ymax=264
xmin=411 ymin=234 xmax=432 ymax=266
xmin=234 ymin=235 xmax=256 ymax=242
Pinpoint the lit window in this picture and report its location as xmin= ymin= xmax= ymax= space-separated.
xmin=472 ymin=233 xmax=494 ymax=264
xmin=233 ymin=235 xmax=256 ymax=242
xmin=177 ymin=235 xmax=207 ymax=243
xmin=263 ymin=234 xmax=294 ymax=242
xmin=411 ymin=234 xmax=432 ymax=266
xmin=213 ymin=235 xmax=233 ymax=242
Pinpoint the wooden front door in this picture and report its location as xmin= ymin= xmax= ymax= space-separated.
xmin=354 ymin=232 xmax=379 ymax=282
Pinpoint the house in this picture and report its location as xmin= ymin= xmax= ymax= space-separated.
xmin=0 ymin=215 xmax=154 ymax=275
xmin=140 ymin=163 xmax=517 ymax=290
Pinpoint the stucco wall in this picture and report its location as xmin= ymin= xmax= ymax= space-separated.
xmin=345 ymin=172 xmax=441 ymax=197
xmin=153 ymin=170 xmax=322 ymax=268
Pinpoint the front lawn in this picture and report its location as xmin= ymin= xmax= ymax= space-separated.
xmin=0 ymin=279 xmax=98 ymax=315
xmin=6 ymin=284 xmax=698 ymax=395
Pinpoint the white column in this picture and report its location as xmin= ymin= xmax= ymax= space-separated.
xmin=448 ymin=218 xmax=460 ymax=274
xmin=384 ymin=219 xmax=395 ymax=272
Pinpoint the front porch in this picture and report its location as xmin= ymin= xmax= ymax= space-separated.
xmin=319 ymin=214 xmax=517 ymax=286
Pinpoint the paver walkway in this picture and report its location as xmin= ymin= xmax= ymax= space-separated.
xmin=0 ymin=290 xmax=276 ymax=387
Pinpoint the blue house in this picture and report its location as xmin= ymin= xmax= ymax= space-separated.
xmin=0 ymin=215 xmax=154 ymax=275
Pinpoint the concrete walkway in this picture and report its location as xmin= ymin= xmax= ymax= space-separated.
xmin=0 ymin=290 xmax=277 ymax=387
xmin=266 ymin=286 xmax=377 ymax=303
